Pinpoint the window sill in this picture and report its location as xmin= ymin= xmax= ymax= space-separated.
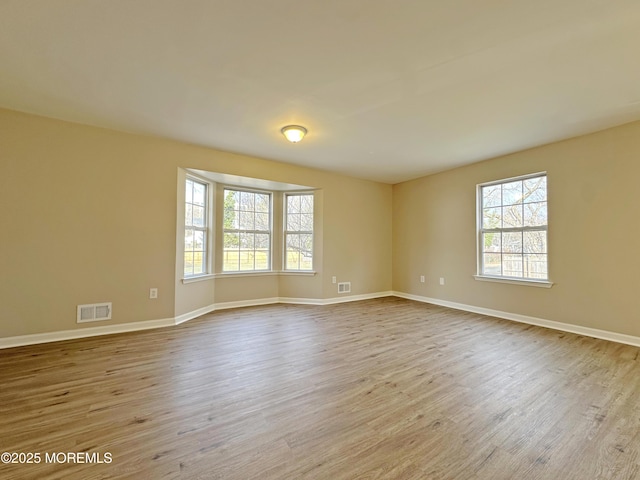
xmin=473 ymin=275 xmax=554 ymax=288
xmin=182 ymin=271 xmax=317 ymax=283
xmin=182 ymin=274 xmax=216 ymax=284
xmin=214 ymin=270 xmax=317 ymax=279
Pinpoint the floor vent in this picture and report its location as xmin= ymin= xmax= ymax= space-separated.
xmin=338 ymin=282 xmax=351 ymax=294
xmin=77 ymin=302 xmax=112 ymax=323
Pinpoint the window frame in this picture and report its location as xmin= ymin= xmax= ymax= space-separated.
xmin=184 ymin=176 xmax=211 ymax=278
xmin=283 ymin=192 xmax=314 ymax=271
xmin=475 ymin=172 xmax=553 ymax=288
xmin=221 ymin=187 xmax=273 ymax=273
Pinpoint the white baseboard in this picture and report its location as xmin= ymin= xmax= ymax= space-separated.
xmin=174 ymin=304 xmax=216 ymax=324
xmin=213 ymin=297 xmax=280 ymax=311
xmin=321 ymin=291 xmax=395 ymax=305
xmin=0 ymin=292 xmax=391 ymax=349
xmin=393 ymin=291 xmax=640 ymax=348
xmin=0 ymin=317 xmax=175 ymax=349
xmin=14 ymin=290 xmax=633 ymax=351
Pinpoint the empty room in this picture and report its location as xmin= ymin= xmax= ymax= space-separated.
xmin=2 ymin=1 xmax=640 ymax=479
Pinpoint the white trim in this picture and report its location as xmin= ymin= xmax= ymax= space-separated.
xmin=213 ymin=297 xmax=281 ymax=311
xmin=479 ymin=171 xmax=547 ymax=188
xmin=0 ymin=317 xmax=175 ymax=350
xmin=280 ymin=291 xmax=394 ymax=306
xmin=278 ymin=296 xmax=326 ymax=305
xmin=0 ymin=292 xmax=394 ymax=349
xmin=174 ymin=303 xmax=216 ymax=324
xmin=473 ymin=275 xmax=554 ymax=288
xmin=6 ymin=291 xmax=637 ymax=350
xmin=182 ymin=274 xmax=216 ymax=284
xmin=213 ymin=270 xmax=316 ymax=279
xmin=393 ymin=291 xmax=640 ymax=348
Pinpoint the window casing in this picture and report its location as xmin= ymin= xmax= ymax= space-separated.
xmin=184 ymin=178 xmax=209 ymax=277
xmin=478 ymin=173 xmax=548 ymax=281
xmin=284 ymin=193 xmax=314 ymax=270
xmin=222 ymin=188 xmax=272 ymax=272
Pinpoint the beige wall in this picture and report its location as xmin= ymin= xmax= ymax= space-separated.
xmin=393 ymin=120 xmax=640 ymax=337
xmin=4 ymin=105 xmax=639 ymax=341
xmin=0 ymin=108 xmax=392 ymax=337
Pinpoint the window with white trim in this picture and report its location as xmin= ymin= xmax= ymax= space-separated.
xmin=284 ymin=193 xmax=314 ymax=270
xmin=223 ymin=188 xmax=271 ymax=271
xmin=184 ymin=178 xmax=209 ymax=277
xmin=478 ymin=173 xmax=548 ymax=280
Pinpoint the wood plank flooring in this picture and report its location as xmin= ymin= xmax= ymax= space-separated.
xmin=1 ymin=297 xmax=640 ymax=479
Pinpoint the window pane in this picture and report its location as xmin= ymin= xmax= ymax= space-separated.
xmin=225 ymin=208 xmax=239 ymax=230
xmin=223 ymin=188 xmax=272 ymax=272
xmin=523 ymin=176 xmax=546 ymax=203
xmin=194 ymin=231 xmax=204 ymax=250
xmin=239 ymin=211 xmax=254 ymax=230
xmin=185 ymin=228 xmax=194 ymax=249
xmin=478 ymin=174 xmax=548 ymax=281
xmin=285 ymin=193 xmax=313 ymax=271
xmin=300 ymin=233 xmax=313 ymax=260
xmin=192 ymin=205 xmax=205 ymax=227
xmin=483 ymin=253 xmax=502 ymax=276
xmin=482 ymin=232 xmax=500 ymax=253
xmin=255 ymin=213 xmax=270 ymax=231
xmin=184 ymin=252 xmax=194 ymax=276
xmin=286 ymin=233 xmax=300 ymax=270
xmin=524 ymin=202 xmax=547 ymax=227
xmin=300 ymin=213 xmax=313 ymax=231
xmin=524 ymin=254 xmax=547 ymax=279
xmin=287 ymin=213 xmax=301 ymax=231
xmin=482 ymin=185 xmax=501 ymax=208
xmin=224 ymin=232 xmax=239 ymax=249
xmin=193 ymin=252 xmax=204 ymax=274
xmin=503 ymin=204 xmax=523 ymax=228
xmin=503 ymin=254 xmax=523 ymax=277
xmin=240 ymin=232 xmax=254 ymax=250
xmin=185 ymin=178 xmax=209 ymax=277
xmin=255 ymin=233 xmax=269 ymax=249
xmin=255 ymin=249 xmax=269 ymax=270
xmin=483 ymin=207 xmax=501 ymax=229
xmin=256 ymin=193 xmax=270 ymax=212
xmin=239 ymin=191 xmax=254 ymax=211
xmin=185 ymin=204 xmax=193 ymax=226
xmin=255 ymin=233 xmax=270 ymax=270
xmin=502 ymin=232 xmax=522 ymax=254
xmin=502 ymin=181 xmax=523 ymax=206
xmin=524 ymin=231 xmax=546 ymax=254
xmin=193 ymin=182 xmax=206 ymax=206
xmin=287 ymin=195 xmax=300 ymax=214
xmin=185 ymin=180 xmax=193 ymax=203
xmin=300 ymin=195 xmax=313 ymax=214
xmin=224 ymin=190 xmax=239 ymax=215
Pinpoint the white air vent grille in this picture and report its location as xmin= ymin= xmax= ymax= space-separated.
xmin=77 ymin=302 xmax=112 ymax=323
xmin=338 ymin=282 xmax=351 ymax=294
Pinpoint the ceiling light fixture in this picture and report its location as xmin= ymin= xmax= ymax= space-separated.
xmin=281 ymin=125 xmax=307 ymax=143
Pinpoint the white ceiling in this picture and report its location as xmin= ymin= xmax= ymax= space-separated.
xmin=1 ymin=1 xmax=640 ymax=184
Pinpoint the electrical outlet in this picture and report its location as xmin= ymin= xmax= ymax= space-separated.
xmin=332 ymin=276 xmax=337 ymax=284
xmin=439 ymin=277 xmax=445 ymax=286
xmin=150 ymin=288 xmax=158 ymax=299
xmin=420 ymin=275 xmax=425 ymax=283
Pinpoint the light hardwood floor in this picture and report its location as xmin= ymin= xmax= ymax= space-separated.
xmin=1 ymin=297 xmax=640 ymax=479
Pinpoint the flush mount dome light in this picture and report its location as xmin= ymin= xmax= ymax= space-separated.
xmin=281 ymin=125 xmax=307 ymax=143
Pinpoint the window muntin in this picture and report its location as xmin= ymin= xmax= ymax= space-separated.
xmin=223 ymin=188 xmax=271 ymax=272
xmin=479 ymin=174 xmax=548 ymax=280
xmin=184 ymin=178 xmax=208 ymax=277
xmin=284 ymin=193 xmax=314 ymax=271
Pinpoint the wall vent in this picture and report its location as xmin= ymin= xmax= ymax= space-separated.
xmin=77 ymin=302 xmax=112 ymax=323
xmin=338 ymin=282 xmax=351 ymax=294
